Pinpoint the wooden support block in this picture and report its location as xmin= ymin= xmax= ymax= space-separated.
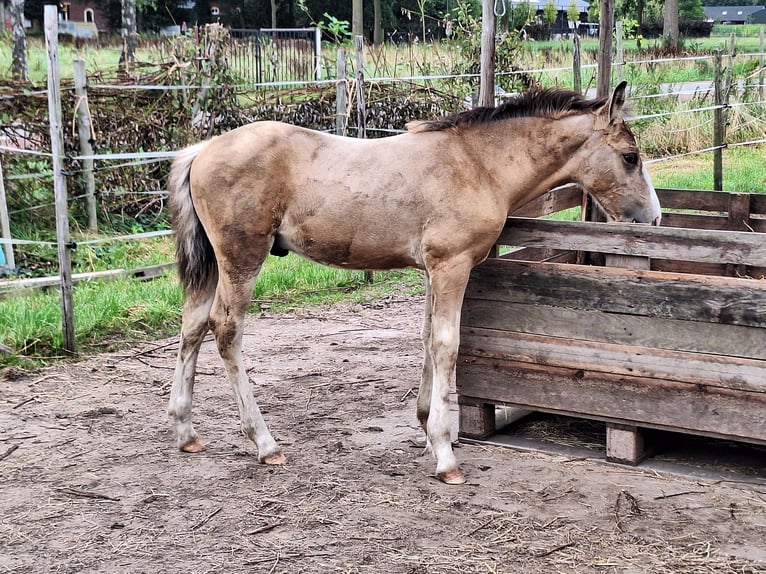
xmin=606 ymin=423 xmax=646 ymax=465
xmin=458 ymin=400 xmax=496 ymax=440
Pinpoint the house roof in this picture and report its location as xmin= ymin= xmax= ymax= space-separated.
xmin=703 ymin=6 xmax=766 ymax=21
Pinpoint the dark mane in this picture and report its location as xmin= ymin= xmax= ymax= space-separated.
xmin=408 ymin=88 xmax=607 ymax=133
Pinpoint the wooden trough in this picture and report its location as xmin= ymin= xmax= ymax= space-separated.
xmin=456 ymin=187 xmax=766 ymax=464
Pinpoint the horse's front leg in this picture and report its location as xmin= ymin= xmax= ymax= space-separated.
xmin=210 ymin=273 xmax=284 ymax=465
xmin=425 ymin=260 xmax=473 ymax=484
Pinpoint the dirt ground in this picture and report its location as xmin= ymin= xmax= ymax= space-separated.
xmin=1 ymin=294 xmax=765 ymax=573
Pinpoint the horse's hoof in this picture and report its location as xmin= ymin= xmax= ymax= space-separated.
xmin=261 ymin=451 xmax=286 ymax=465
xmin=437 ymin=469 xmax=466 ymax=485
xmin=180 ymin=438 xmax=205 ymax=453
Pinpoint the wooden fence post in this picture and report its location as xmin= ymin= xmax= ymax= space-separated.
xmin=572 ymin=33 xmax=582 ymax=95
xmin=45 ymin=5 xmax=76 ymax=353
xmin=479 ymin=0 xmax=496 ymax=107
xmin=713 ymin=50 xmax=725 ymax=192
xmin=73 ymin=59 xmax=97 ymax=232
xmin=0 ymin=159 xmax=15 ymax=270
xmin=314 ymin=27 xmax=322 ymax=81
xmin=354 ymin=35 xmax=373 ymax=284
xmin=354 ymin=35 xmax=366 ymax=139
xmin=336 ymin=48 xmax=347 ymax=137
xmin=759 ymin=27 xmax=764 ymax=100
xmin=596 ymin=0 xmax=614 ymax=98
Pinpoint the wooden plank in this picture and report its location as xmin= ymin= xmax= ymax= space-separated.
xmin=751 ymin=194 xmax=766 ymax=215
xmin=656 ymin=188 xmax=730 ymax=212
xmin=459 ymin=328 xmax=766 ymax=394
xmin=0 ymin=263 xmax=175 ymax=299
xmin=456 ymin=356 xmax=766 ymax=444
xmin=728 ymin=193 xmax=751 ymax=231
xmin=511 ymin=184 xmax=582 ymax=218
xmin=499 ymin=247 xmax=574 ymax=263
xmin=466 ymin=259 xmax=766 ymax=328
xmin=656 ymin=189 xmax=766 ymax=216
xmin=650 ymin=259 xmax=726 ymax=276
xmin=659 ymin=213 xmax=729 ymax=230
xmin=460 ymin=299 xmax=766 ymax=360
xmin=497 ymin=218 xmax=766 ymax=266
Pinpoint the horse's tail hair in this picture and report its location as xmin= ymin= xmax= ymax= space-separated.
xmin=169 ymin=142 xmax=218 ymax=297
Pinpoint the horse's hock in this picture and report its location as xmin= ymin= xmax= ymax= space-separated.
xmin=457 ymin=186 xmax=766 ymax=464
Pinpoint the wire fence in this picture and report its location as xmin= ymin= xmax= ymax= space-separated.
xmin=1 ymin=33 xmax=765 ymax=278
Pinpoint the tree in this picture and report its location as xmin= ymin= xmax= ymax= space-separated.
xmin=352 ymin=0 xmax=363 ymax=36
xmin=10 ymin=0 xmax=27 ymax=81
xmin=543 ymin=0 xmax=558 ymax=26
xmin=567 ymin=0 xmax=581 ymax=29
xmin=679 ymin=0 xmax=704 ymax=19
xmin=119 ymin=0 xmax=138 ymax=70
xmin=373 ymin=0 xmax=382 ymax=44
xmin=510 ymin=0 xmax=534 ymax=30
xmin=663 ymin=0 xmax=679 ymax=48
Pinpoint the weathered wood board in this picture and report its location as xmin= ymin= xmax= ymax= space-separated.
xmin=457 ymin=188 xmax=766 ymax=464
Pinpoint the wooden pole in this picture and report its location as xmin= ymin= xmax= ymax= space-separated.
xmin=597 ymin=0 xmax=615 ymax=98
xmin=354 ymin=35 xmax=373 ymax=283
xmin=45 ymin=5 xmax=76 ymax=353
xmin=336 ymin=48 xmax=347 ymax=137
xmin=572 ymin=33 xmax=582 ymax=94
xmin=713 ymin=50 xmax=724 ymax=192
xmin=759 ymin=27 xmax=764 ymax=100
xmin=354 ymin=35 xmax=366 ymax=139
xmin=73 ymin=59 xmax=97 ymax=232
xmin=0 ymin=159 xmax=15 ymax=270
xmin=615 ymin=20 xmax=624 ymax=84
xmin=479 ymin=0 xmax=496 ymax=107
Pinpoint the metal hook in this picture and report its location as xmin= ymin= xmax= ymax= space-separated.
xmin=494 ymin=0 xmax=506 ymax=18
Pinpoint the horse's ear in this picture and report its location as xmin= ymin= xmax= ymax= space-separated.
xmin=596 ymin=81 xmax=628 ymax=128
xmin=608 ymin=81 xmax=628 ymax=122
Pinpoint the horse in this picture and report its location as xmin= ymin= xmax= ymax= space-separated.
xmin=167 ymin=81 xmax=662 ymax=485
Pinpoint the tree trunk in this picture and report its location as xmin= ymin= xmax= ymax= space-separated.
xmin=10 ymin=0 xmax=27 ymax=82
xmin=663 ymin=0 xmax=679 ymax=50
xmin=119 ymin=0 xmax=137 ymax=71
xmin=373 ymin=0 xmax=382 ymax=45
xmin=270 ymin=0 xmax=278 ymax=28
xmin=352 ymin=0 xmax=363 ymax=38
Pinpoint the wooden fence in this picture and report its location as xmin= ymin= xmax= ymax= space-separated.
xmin=457 ymin=186 xmax=766 ymax=463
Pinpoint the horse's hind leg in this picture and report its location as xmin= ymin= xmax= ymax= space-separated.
xmin=417 ymin=273 xmax=433 ymax=438
xmin=211 ymin=265 xmax=284 ymax=464
xmin=168 ymin=288 xmax=215 ymax=452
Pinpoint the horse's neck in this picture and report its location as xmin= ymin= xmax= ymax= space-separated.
xmin=471 ymin=115 xmax=593 ymax=209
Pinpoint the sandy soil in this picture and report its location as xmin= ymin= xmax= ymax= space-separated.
xmin=1 ymin=294 xmax=765 ymax=573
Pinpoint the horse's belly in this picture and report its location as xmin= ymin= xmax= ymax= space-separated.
xmin=276 ymin=229 xmax=419 ymax=271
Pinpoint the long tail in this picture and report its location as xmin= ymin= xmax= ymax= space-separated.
xmin=169 ymin=142 xmax=218 ymax=297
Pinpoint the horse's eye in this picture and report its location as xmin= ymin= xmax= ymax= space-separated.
xmin=623 ymin=153 xmax=639 ymax=165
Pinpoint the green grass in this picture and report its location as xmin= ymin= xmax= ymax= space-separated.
xmin=0 ymin=255 xmax=423 ymax=368
xmin=647 ymin=146 xmax=766 ymax=192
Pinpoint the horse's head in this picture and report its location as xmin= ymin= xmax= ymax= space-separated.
xmin=577 ymin=81 xmax=661 ymax=226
